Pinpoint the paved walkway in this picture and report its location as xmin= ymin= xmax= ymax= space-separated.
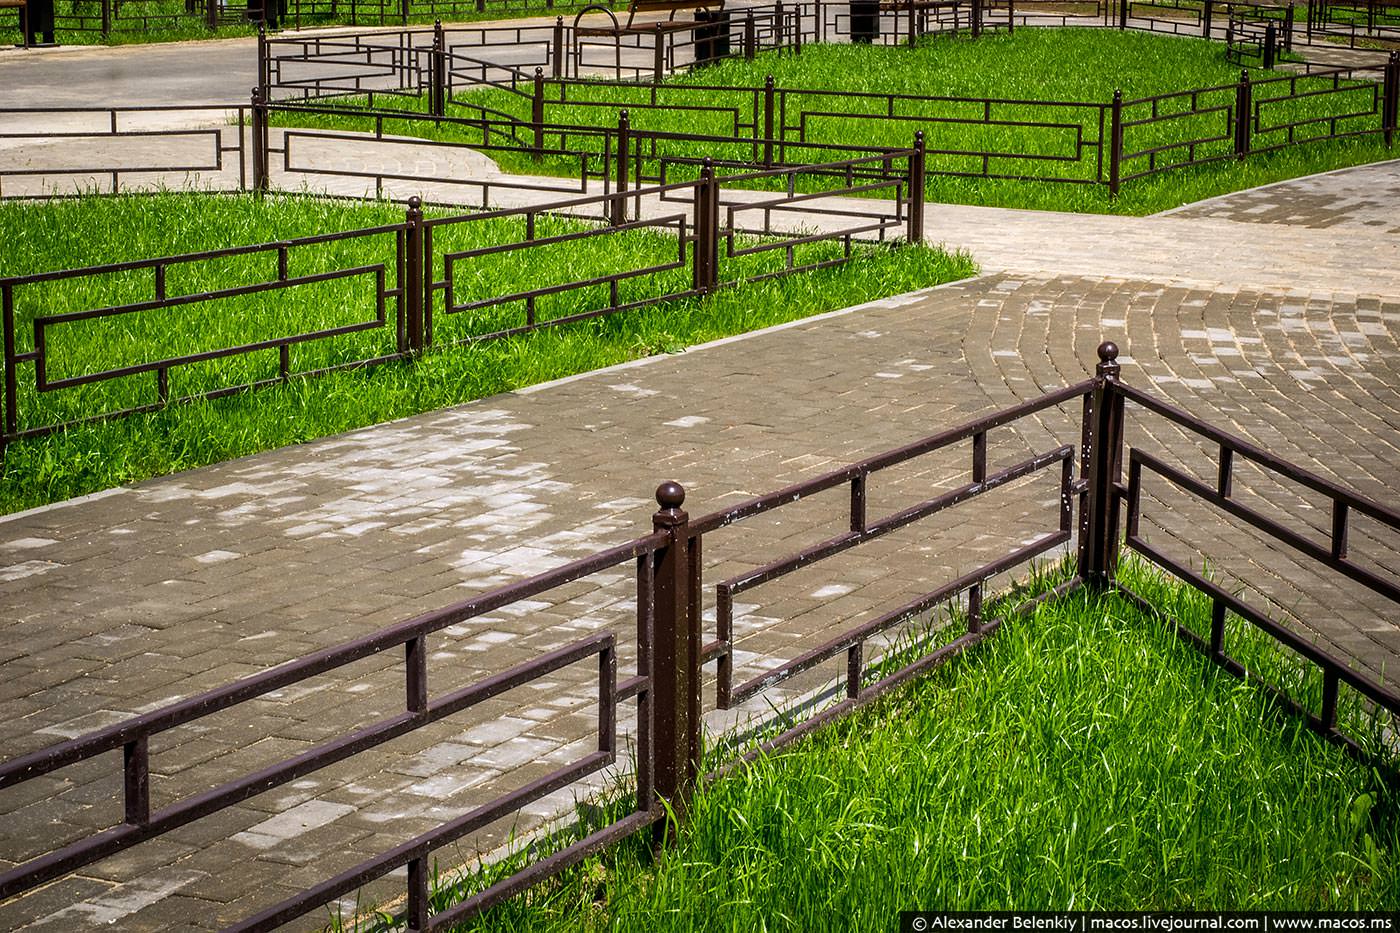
xmin=0 ymin=158 xmax=1397 ymax=929
xmin=1 ymin=16 xmax=1399 ymax=930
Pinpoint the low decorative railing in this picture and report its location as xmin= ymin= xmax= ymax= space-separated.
xmin=0 ymin=144 xmax=924 ymax=451
xmin=1 ymin=341 xmax=1395 ymax=931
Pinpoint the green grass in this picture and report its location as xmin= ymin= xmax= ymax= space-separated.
xmin=352 ymin=559 xmax=1400 ymax=932
xmin=280 ymin=28 xmax=1397 ymax=213
xmin=0 ymin=192 xmax=972 ymax=513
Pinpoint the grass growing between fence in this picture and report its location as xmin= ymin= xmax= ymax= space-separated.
xmin=281 ymin=28 xmax=1396 ymax=213
xmin=383 ymin=559 xmax=1399 ymax=933
xmin=0 ymin=192 xmax=972 ymax=513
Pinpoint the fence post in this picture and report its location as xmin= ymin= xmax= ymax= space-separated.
xmin=553 ymin=16 xmax=565 ymax=78
xmin=1283 ymin=2 xmax=1294 ymax=51
xmin=1080 ymin=341 xmax=1125 ymax=589
xmin=1108 ymin=88 xmax=1123 ymax=197
xmin=1385 ymin=51 xmax=1398 ymax=148
xmin=1234 ymin=69 xmax=1252 ymax=159
xmin=1118 ymin=0 xmax=1127 ymax=29
xmin=692 ymin=158 xmax=719 ymax=292
xmin=653 ymin=24 xmax=665 ymax=83
xmin=744 ymin=12 xmax=756 ymax=59
xmin=257 ymin=23 xmax=269 ymax=98
xmin=102 ymin=0 xmax=111 ymax=36
xmin=206 ymin=0 xmax=217 ymax=29
xmin=1008 ymin=0 xmax=1015 ymax=34
xmin=613 ymin=110 xmax=630 ymax=226
xmin=250 ymin=87 xmax=270 ymax=195
xmin=907 ymin=131 xmax=925 ymax=244
xmin=532 ymin=68 xmax=546 ymax=156
xmin=1263 ymin=22 xmax=1277 ymax=69
xmin=404 ymin=196 xmax=425 ymax=353
xmin=431 ymin=20 xmax=446 ymax=117
xmin=1202 ymin=0 xmax=1212 ymax=37
xmin=650 ymin=481 xmax=699 ymax=836
xmin=972 ymin=0 xmax=982 ymax=37
xmin=2 ymin=285 xmax=17 ymax=464
xmin=763 ymin=75 xmax=776 ymax=167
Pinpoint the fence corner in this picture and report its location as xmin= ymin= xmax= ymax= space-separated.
xmin=1080 ymin=340 xmax=1125 ymax=590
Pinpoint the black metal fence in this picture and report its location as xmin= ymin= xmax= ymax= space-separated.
xmin=0 ymin=144 xmax=922 ymax=451
xmin=7 ymin=0 xmax=1396 ymax=53
xmin=3 ymin=32 xmax=1396 ymax=204
xmin=0 ymin=104 xmax=252 ymax=198
xmin=1112 ymin=62 xmax=1396 ymax=191
xmin=1306 ymin=0 xmax=1400 ymax=50
xmin=257 ymin=25 xmax=1400 ymax=196
xmin=1 ymin=340 xmax=1395 ymax=931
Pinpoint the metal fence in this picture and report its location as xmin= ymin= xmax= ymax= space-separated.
xmin=1306 ymin=0 xmax=1400 ymax=50
xmin=258 ymin=25 xmax=1400 ymax=197
xmin=1 ymin=340 xmax=1395 ymax=931
xmin=0 ymin=104 xmax=252 ymax=198
xmin=1112 ymin=61 xmax=1397 ymax=190
xmin=3 ymin=36 xmax=1396 ymax=202
xmin=1223 ymin=0 xmax=1295 ymax=66
xmin=0 ymin=143 xmax=923 ymax=451
xmin=7 ymin=0 xmax=1397 ymax=52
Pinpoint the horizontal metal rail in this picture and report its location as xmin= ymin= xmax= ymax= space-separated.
xmin=1113 ymin=373 xmax=1400 ymax=757
xmin=1127 ymin=448 xmax=1400 ymax=604
xmin=1113 ymin=381 xmax=1400 ymax=530
xmin=0 ymin=530 xmax=664 ymax=790
xmin=690 ymin=380 xmax=1094 ymax=535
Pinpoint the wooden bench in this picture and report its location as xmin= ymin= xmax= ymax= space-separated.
xmin=574 ymin=0 xmax=726 ymax=37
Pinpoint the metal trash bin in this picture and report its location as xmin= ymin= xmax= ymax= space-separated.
xmin=850 ymin=0 xmax=880 ymax=42
xmin=694 ymin=9 xmax=732 ymax=65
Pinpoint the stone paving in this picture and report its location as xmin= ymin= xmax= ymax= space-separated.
xmin=1 ymin=24 xmax=1399 ymax=933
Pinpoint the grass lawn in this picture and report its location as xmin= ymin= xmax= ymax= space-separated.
xmin=404 ymin=561 xmax=1399 ymax=932
xmin=0 ymin=192 xmax=972 ymax=513
xmin=280 ymin=28 xmax=1396 ymax=214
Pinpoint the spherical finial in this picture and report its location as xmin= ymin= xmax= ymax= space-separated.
xmin=655 ymin=481 xmax=685 ymax=510
xmin=1097 ymin=341 xmax=1119 ymax=363
xmin=408 ymin=195 xmax=422 ymax=209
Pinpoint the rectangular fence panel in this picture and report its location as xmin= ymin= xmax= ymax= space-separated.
xmin=0 ymin=222 xmax=408 ymax=444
